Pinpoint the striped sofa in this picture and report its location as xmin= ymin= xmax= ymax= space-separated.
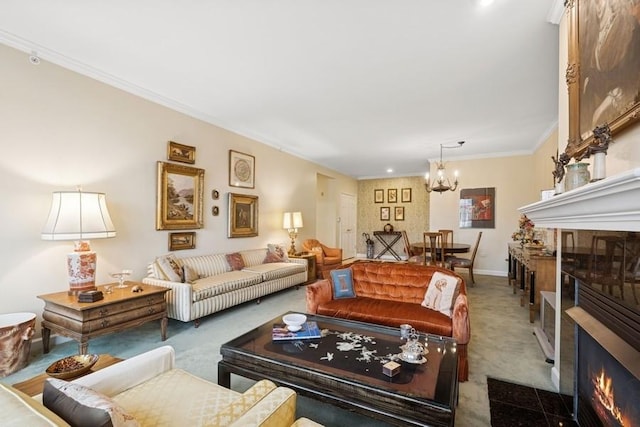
xmin=142 ymin=249 xmax=308 ymax=326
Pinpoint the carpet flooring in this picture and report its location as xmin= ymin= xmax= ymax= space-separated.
xmin=487 ymin=377 xmax=576 ymax=427
xmin=1 ymin=272 xmax=573 ymax=426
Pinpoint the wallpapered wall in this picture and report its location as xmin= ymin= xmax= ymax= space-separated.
xmin=357 ymin=176 xmax=429 ymax=258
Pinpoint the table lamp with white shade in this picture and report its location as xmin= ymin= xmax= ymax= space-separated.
xmin=41 ymin=189 xmax=116 ymax=295
xmin=283 ymin=211 xmax=303 ymax=255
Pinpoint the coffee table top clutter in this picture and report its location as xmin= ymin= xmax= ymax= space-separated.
xmin=219 ymin=312 xmax=459 ymax=427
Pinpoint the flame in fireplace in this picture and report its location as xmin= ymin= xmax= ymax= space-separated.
xmin=593 ymin=368 xmax=625 ymax=425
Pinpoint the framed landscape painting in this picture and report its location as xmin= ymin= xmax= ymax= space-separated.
xmin=156 ymin=161 xmax=204 ymax=230
xmin=565 ymin=0 xmax=640 ymax=159
xmin=169 ymin=232 xmax=196 ymax=251
xmin=167 ymin=141 xmax=196 ymax=164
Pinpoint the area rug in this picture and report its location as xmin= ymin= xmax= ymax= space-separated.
xmin=487 ymin=377 xmax=576 ymax=427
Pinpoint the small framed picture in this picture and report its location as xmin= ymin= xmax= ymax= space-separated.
xmin=212 ymin=206 xmax=219 ymax=216
xmin=167 ymin=141 xmax=196 ymax=164
xmin=388 ymin=188 xmax=398 ymax=203
xmin=228 ymin=193 xmax=259 ymax=237
xmin=169 ymin=232 xmax=195 ymax=251
xmin=380 ymin=206 xmax=390 ymax=221
xmin=212 ymin=189 xmax=220 ymax=200
xmin=401 ymin=188 xmax=412 ymax=203
xmin=374 ymin=189 xmax=384 ymax=203
xmin=394 ymin=206 xmax=405 ymax=221
xmin=229 ymin=150 xmax=255 ymax=189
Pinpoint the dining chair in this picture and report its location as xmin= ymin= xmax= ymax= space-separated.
xmin=418 ymin=231 xmax=448 ymax=268
xmin=448 ymin=232 xmax=482 ymax=286
xmin=439 ymin=229 xmax=454 ymax=256
xmin=401 ymin=230 xmax=421 ymax=261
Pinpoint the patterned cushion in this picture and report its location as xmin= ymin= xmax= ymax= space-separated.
xmin=182 ymin=265 xmax=199 ymax=284
xmin=155 ymin=254 xmax=183 ymax=282
xmin=264 ymin=251 xmax=284 ymax=263
xmin=112 ymin=369 xmax=238 ymax=426
xmin=43 ymin=378 xmax=139 ymax=427
xmin=330 ymin=268 xmax=356 ymax=299
xmin=226 ymin=253 xmax=245 ymax=271
xmin=421 ymin=271 xmax=461 ymax=317
xmin=267 ymin=244 xmax=289 ymax=262
xmin=210 ymin=380 xmax=276 ymax=425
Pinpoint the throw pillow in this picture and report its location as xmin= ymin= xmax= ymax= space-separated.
xmin=421 ymin=271 xmax=461 ymax=317
xmin=155 ymin=254 xmax=183 ymax=282
xmin=330 ymin=268 xmax=356 ymax=299
xmin=267 ymin=243 xmax=289 ymax=262
xmin=182 ymin=265 xmax=199 ymax=283
xmin=263 ymin=250 xmax=283 ymax=263
xmin=226 ymin=252 xmax=245 ymax=271
xmin=43 ymin=378 xmax=139 ymax=427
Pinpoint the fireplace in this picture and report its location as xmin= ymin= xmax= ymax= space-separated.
xmin=576 ymin=328 xmax=640 ymax=426
xmin=520 ymin=168 xmax=640 ymax=426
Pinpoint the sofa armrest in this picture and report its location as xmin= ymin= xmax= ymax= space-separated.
xmin=229 ymin=386 xmax=297 ymax=427
xmin=292 ymin=417 xmax=324 ymax=427
xmin=142 ymin=277 xmax=193 ymax=322
xmin=210 ymin=379 xmax=277 ymax=425
xmin=71 ymin=346 xmax=175 ymax=397
xmin=321 ymin=245 xmax=342 ymax=259
xmin=451 ymin=293 xmax=470 ymax=345
xmin=305 ymin=279 xmax=333 ymax=313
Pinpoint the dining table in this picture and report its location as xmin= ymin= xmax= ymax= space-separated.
xmin=410 ymin=242 xmax=471 ymax=256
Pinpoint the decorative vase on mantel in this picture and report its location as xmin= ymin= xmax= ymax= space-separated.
xmin=565 ymin=162 xmax=590 ymax=191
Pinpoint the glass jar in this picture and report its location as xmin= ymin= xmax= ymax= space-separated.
xmin=565 ymin=162 xmax=590 ymax=191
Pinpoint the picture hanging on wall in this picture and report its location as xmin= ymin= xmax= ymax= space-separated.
xmin=167 ymin=141 xmax=196 ymax=164
xmin=228 ymin=193 xmax=258 ymax=237
xmin=156 ymin=161 xmax=204 ymax=230
xmin=169 ymin=232 xmax=196 ymax=251
xmin=388 ymin=188 xmax=397 ymax=203
xmin=401 ymin=188 xmax=412 ymax=203
xmin=229 ymin=150 xmax=255 ymax=189
xmin=380 ymin=206 xmax=390 ymax=221
xmin=374 ymin=189 xmax=384 ymax=203
xmin=459 ymin=187 xmax=495 ymax=229
xmin=394 ymin=206 xmax=404 ymax=221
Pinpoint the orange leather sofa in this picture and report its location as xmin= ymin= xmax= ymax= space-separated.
xmin=306 ymin=261 xmax=470 ymax=381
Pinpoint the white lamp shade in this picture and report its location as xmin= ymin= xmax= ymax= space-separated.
xmin=283 ymin=211 xmax=303 ymax=229
xmin=42 ymin=191 xmax=116 ymax=241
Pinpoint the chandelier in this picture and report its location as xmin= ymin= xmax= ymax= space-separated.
xmin=425 ymin=141 xmax=465 ymax=193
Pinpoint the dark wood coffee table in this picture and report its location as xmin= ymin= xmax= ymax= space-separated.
xmin=219 ymin=313 xmax=458 ymax=427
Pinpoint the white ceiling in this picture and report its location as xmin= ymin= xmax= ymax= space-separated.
xmin=0 ymin=0 xmax=560 ymax=179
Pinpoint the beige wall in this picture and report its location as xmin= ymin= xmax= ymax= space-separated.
xmin=0 ymin=44 xmax=357 ymax=325
xmin=356 ymin=176 xmax=428 ymax=257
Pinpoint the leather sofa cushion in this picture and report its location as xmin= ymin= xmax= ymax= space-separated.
xmin=316 ymin=297 xmax=453 ymax=337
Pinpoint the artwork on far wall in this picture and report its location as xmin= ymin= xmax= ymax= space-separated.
xmin=459 ymin=187 xmax=495 ymax=229
xmin=228 ymin=193 xmax=258 ymax=237
xmin=167 ymin=141 xmax=196 ymax=164
xmin=374 ymin=189 xmax=384 ymax=203
xmin=387 ymin=188 xmax=397 ymax=203
xmin=169 ymin=232 xmax=196 ymax=251
xmin=380 ymin=206 xmax=390 ymax=221
xmin=565 ymin=0 xmax=640 ymax=160
xmin=401 ymin=188 xmax=412 ymax=203
xmin=229 ymin=150 xmax=255 ymax=189
xmin=394 ymin=206 xmax=404 ymax=221
xmin=156 ymin=161 xmax=204 ymax=230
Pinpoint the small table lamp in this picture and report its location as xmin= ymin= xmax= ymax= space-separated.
xmin=42 ymin=189 xmax=116 ymax=295
xmin=283 ymin=211 xmax=303 ymax=255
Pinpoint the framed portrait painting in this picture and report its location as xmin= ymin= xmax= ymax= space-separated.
xmin=229 ymin=150 xmax=255 ymax=189
xmin=156 ymin=161 xmax=204 ymax=230
xmin=565 ymin=0 xmax=640 ymax=159
xmin=459 ymin=187 xmax=495 ymax=229
xmin=228 ymin=193 xmax=258 ymax=237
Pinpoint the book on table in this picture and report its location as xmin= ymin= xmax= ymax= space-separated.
xmin=272 ymin=321 xmax=322 ymax=341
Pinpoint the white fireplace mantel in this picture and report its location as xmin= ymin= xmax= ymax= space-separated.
xmin=519 ymin=168 xmax=640 ymax=232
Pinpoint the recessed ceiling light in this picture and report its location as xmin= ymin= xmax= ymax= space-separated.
xmin=479 ymin=0 xmax=494 ymax=6
xmin=387 ymin=168 xmax=393 ymax=173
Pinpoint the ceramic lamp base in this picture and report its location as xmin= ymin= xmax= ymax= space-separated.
xmin=66 ymin=246 xmax=97 ymax=295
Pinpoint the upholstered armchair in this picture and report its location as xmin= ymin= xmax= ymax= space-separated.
xmin=302 ymin=239 xmax=343 ymax=278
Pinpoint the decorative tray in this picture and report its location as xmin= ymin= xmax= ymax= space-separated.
xmin=46 ymin=354 xmax=100 ymax=379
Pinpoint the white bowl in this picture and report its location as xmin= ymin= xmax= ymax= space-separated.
xmin=283 ymin=313 xmax=307 ymax=332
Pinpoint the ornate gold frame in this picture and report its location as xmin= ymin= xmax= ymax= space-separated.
xmin=167 ymin=141 xmax=196 ymax=164
xmin=229 ymin=150 xmax=255 ymax=189
xmin=156 ymin=161 xmax=204 ymax=230
xmin=565 ymin=0 xmax=640 ymax=160
xmin=169 ymin=232 xmax=196 ymax=251
xmin=228 ymin=193 xmax=258 ymax=238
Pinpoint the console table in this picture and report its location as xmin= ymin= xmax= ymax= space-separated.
xmin=38 ymin=282 xmax=168 ymax=354
xmin=507 ymin=243 xmax=557 ymax=323
xmin=372 ymin=231 xmax=403 ymax=260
